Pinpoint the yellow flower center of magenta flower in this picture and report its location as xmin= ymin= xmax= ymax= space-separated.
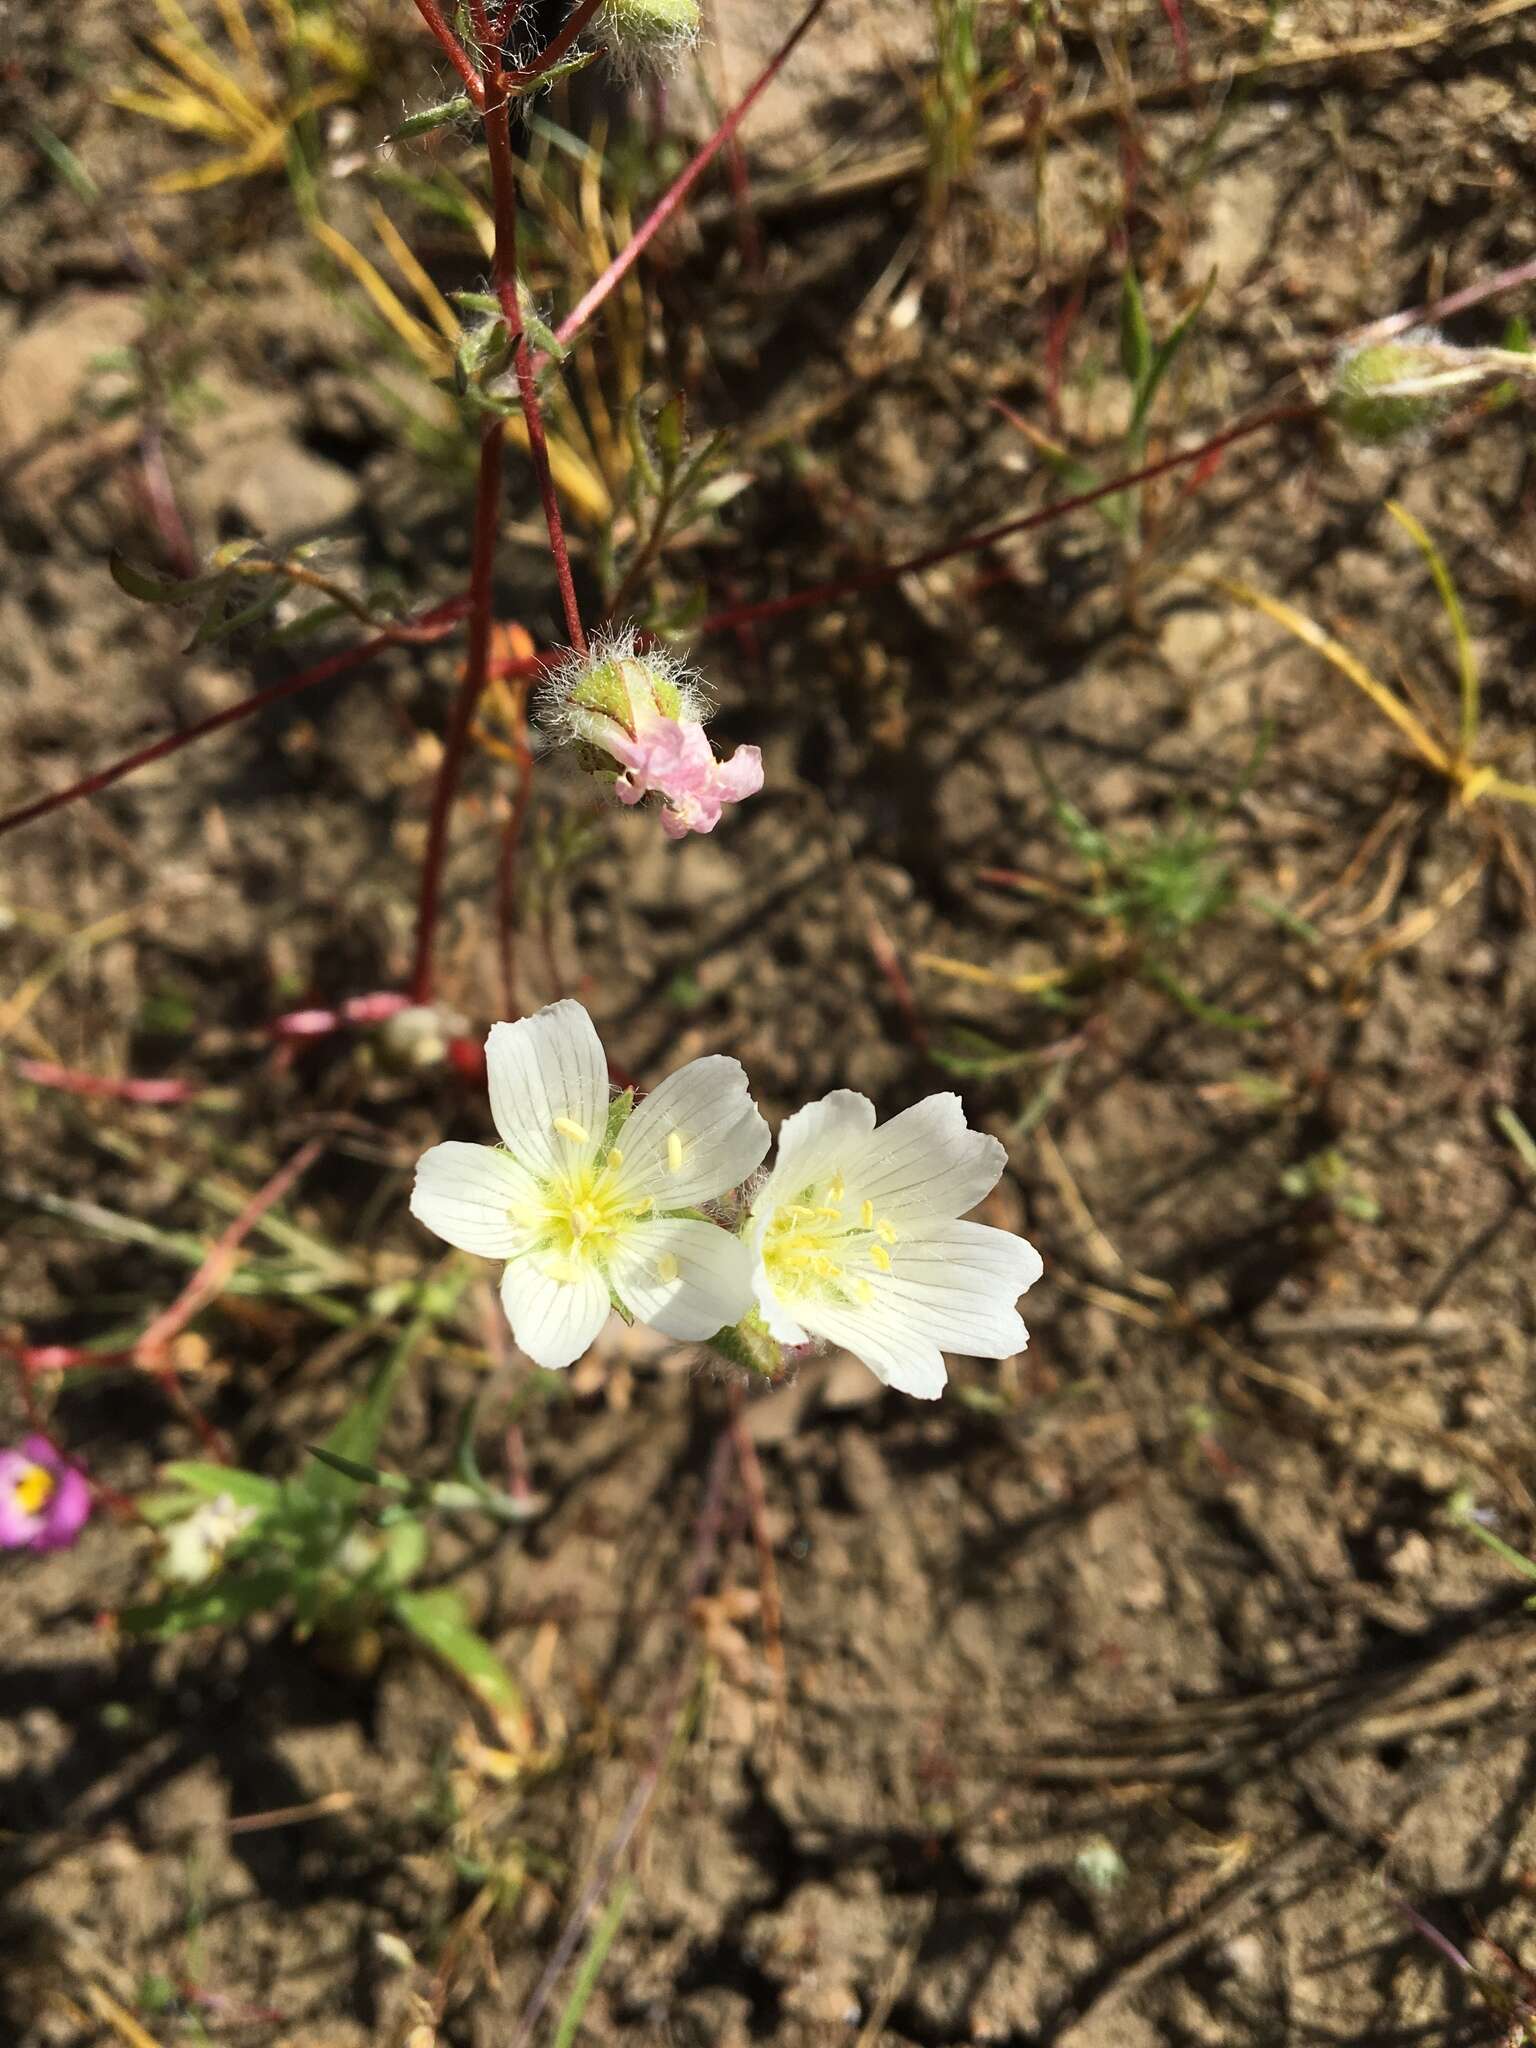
xmin=14 ymin=1463 xmax=55 ymax=1516
xmin=761 ymin=1175 xmax=897 ymax=1307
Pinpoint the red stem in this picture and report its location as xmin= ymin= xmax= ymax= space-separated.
xmin=515 ymin=340 xmax=586 ymax=649
xmin=495 ymin=679 xmax=535 ymax=1014
xmin=409 ymin=0 xmax=486 ymax=103
xmin=410 ymin=418 xmax=507 ymax=1005
xmin=0 ymin=601 xmax=467 ymax=843
xmin=510 ymin=0 xmax=601 ymax=84
xmin=548 ymin=0 xmax=834 ymax=356
xmin=411 ymin=7 xmax=588 ymax=1005
xmin=690 ymin=405 xmax=1311 ymax=636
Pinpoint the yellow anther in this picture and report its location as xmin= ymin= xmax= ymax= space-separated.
xmin=815 ymin=1204 xmax=842 ymax=1222
xmin=667 ymin=1130 xmax=685 ymax=1172
xmin=876 ymin=1218 xmax=897 ymax=1244
xmin=869 ymin=1243 xmax=891 ymax=1272
xmin=815 ymin=1255 xmax=838 ymax=1278
xmin=547 ymin=1254 xmax=585 ymax=1284
xmin=607 ymin=1146 xmax=624 ymax=1169
xmin=632 ymin=1195 xmax=654 ymax=1216
xmin=853 ymin=1278 xmax=875 ymax=1305
xmin=860 ymin=1199 xmax=875 ymax=1229
xmin=14 ymin=1464 xmax=54 ymax=1515
xmin=828 ymin=1174 xmax=845 ymax=1203
xmin=656 ymin=1252 xmax=679 ymax=1284
xmin=553 ymin=1116 xmax=590 ymax=1143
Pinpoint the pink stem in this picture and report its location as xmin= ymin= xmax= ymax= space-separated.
xmin=547 ymin=0 xmax=834 ymax=356
xmin=7 ymin=1136 xmax=324 ymax=1384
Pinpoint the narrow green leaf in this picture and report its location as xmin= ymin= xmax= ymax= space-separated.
xmin=376 ymin=1516 xmax=428 ymax=1590
xmin=29 ymin=119 xmax=100 ymax=203
xmin=655 ymin=394 xmax=686 ymax=477
xmin=109 ymin=552 xmax=222 ymax=607
xmin=553 ymin=1877 xmax=634 ymax=2048
xmin=392 ymin=1588 xmax=523 ymax=1715
xmin=161 ymin=1462 xmax=283 ymax=1512
xmin=120 ymin=1569 xmax=291 ymax=1639
xmin=1119 ymin=264 xmax=1152 ymax=395
xmin=305 ymin=1445 xmax=411 ymax=1491
xmin=303 ymin=1314 xmax=430 ymax=1504
xmin=509 ymin=47 xmax=599 ymax=95
xmin=389 ymin=94 xmax=473 ymax=141
xmin=1130 ymin=267 xmax=1216 ymax=435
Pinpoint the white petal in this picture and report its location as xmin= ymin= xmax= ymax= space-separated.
xmin=610 ymin=1055 xmax=768 ymax=1209
xmin=485 ymin=1002 xmax=608 ymax=1182
xmin=751 ymin=1261 xmax=810 ymax=1346
xmin=751 ymin=1091 xmax=876 ymax=1250
xmin=410 ymin=1142 xmax=527 ymax=1259
xmin=845 ymin=1093 xmax=1008 ymax=1224
xmin=499 ymin=1254 xmax=609 ymax=1371
xmin=877 ymin=1219 xmax=1041 ymax=1355
xmin=610 ymin=1218 xmax=754 ymax=1340
xmin=783 ymin=1221 xmax=1041 ymax=1401
xmin=795 ymin=1295 xmax=949 ymax=1400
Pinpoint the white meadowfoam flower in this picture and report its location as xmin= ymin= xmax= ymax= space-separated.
xmin=748 ymin=1091 xmax=1043 ymax=1400
xmin=411 ymin=1002 xmax=769 ymax=1372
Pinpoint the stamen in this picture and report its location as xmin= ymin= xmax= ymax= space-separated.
xmin=656 ymin=1253 xmax=679 ymax=1283
xmin=860 ymin=1200 xmax=875 ymax=1228
xmin=553 ymin=1116 xmax=590 ymax=1143
xmin=828 ymin=1174 xmax=845 ymax=1203
xmin=607 ymin=1146 xmax=624 ymax=1169
xmin=869 ymin=1243 xmax=891 ymax=1273
xmin=14 ymin=1465 xmax=54 ymax=1516
xmin=876 ymin=1219 xmax=898 ymax=1244
xmin=666 ymin=1130 xmax=685 ymax=1172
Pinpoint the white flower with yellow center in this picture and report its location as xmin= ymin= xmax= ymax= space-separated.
xmin=410 ymin=1002 xmax=768 ymax=1371
xmin=748 ymin=1091 xmax=1043 ymax=1400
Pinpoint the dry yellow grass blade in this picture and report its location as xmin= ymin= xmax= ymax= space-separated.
xmin=1218 ymin=575 xmax=1455 ymax=777
xmin=82 ymin=1987 xmax=165 ymax=2048
xmin=108 ymin=84 xmax=245 ymax=142
xmin=1219 ymin=572 xmax=1536 ymax=811
xmin=914 ymin=951 xmax=1071 ymax=996
xmin=308 ymin=217 xmax=449 ymax=374
xmin=369 ymin=201 xmax=460 ymax=346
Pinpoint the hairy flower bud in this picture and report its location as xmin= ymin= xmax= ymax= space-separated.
xmin=598 ymin=0 xmax=701 ymax=74
xmin=1328 ymin=331 xmax=1472 ymax=446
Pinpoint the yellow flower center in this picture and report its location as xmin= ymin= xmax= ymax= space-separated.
xmin=761 ymin=1174 xmax=897 ymax=1307
xmin=509 ymin=1121 xmax=672 ymax=1282
xmin=14 ymin=1463 xmax=55 ymax=1516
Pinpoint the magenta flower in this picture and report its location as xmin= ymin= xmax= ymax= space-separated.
xmin=608 ymin=714 xmax=764 ymax=839
xmin=0 ymin=1435 xmax=91 ymax=1552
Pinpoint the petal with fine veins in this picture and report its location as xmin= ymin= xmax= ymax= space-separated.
xmin=410 ymin=1142 xmax=529 ymax=1259
xmin=499 ymin=1256 xmax=610 ymax=1371
xmin=611 ymin=1055 xmax=768 ymax=1208
xmin=610 ymin=1218 xmax=755 ymax=1340
xmin=486 ymin=1002 xmax=608 ymax=1182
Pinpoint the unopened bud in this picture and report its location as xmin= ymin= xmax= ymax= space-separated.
xmin=707 ymin=1309 xmax=785 ymax=1379
xmin=376 ymin=1002 xmax=469 ymax=1073
xmin=599 ymin=0 xmax=701 ymax=73
xmin=1328 ymin=330 xmax=1472 ymax=446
